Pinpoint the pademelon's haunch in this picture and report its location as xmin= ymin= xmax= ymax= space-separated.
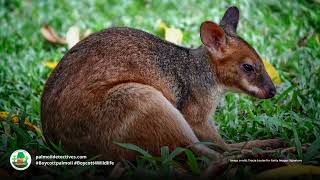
xmin=41 ymin=6 xmax=276 ymax=162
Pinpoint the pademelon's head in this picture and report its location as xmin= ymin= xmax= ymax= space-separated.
xmin=200 ymin=6 xmax=276 ymax=99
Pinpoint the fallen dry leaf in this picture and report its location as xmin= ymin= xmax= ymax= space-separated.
xmin=158 ymin=20 xmax=183 ymax=45
xmin=66 ymin=26 xmax=80 ymax=49
xmin=43 ymin=61 xmax=58 ymax=69
xmin=158 ymin=20 xmax=168 ymax=30
xmin=165 ymin=27 xmax=183 ymax=45
xmin=40 ymin=24 xmax=66 ymax=44
xmin=262 ymin=59 xmax=282 ymax=85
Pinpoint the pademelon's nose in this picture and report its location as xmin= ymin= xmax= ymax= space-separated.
xmin=268 ymin=87 xmax=276 ymax=97
xmin=265 ymin=84 xmax=276 ymax=98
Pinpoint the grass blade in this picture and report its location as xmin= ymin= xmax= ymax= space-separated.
xmin=184 ymin=149 xmax=200 ymax=174
xmin=114 ymin=142 xmax=152 ymax=158
xmin=293 ymin=128 xmax=303 ymax=159
xmin=168 ymin=147 xmax=186 ymax=159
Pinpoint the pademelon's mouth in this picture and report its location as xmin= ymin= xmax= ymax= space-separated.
xmin=238 ymin=79 xmax=276 ymax=99
xmin=251 ymin=87 xmax=276 ymax=99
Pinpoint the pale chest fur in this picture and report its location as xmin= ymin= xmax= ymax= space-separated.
xmin=180 ymin=84 xmax=225 ymax=124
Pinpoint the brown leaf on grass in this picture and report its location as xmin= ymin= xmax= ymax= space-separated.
xmin=40 ymin=24 xmax=66 ymax=44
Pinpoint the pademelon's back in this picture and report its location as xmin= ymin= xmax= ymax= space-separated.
xmin=43 ymin=27 xmax=189 ymax=99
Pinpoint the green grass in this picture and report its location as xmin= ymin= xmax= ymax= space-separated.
xmin=1 ymin=0 xmax=320 ymax=178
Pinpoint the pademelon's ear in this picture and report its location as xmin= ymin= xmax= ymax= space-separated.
xmin=200 ymin=21 xmax=226 ymax=54
xmin=219 ymin=6 xmax=240 ymax=36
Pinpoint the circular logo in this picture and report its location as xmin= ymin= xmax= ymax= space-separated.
xmin=10 ymin=149 xmax=32 ymax=170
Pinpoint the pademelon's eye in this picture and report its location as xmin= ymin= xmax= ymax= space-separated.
xmin=241 ymin=64 xmax=254 ymax=72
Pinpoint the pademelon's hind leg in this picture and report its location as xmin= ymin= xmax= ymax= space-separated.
xmin=98 ymin=83 xmax=221 ymax=161
xmin=229 ymin=139 xmax=288 ymax=150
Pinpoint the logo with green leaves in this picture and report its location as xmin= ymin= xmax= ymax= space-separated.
xmin=10 ymin=149 xmax=32 ymax=170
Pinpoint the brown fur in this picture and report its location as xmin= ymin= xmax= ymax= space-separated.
xmin=41 ymin=6 xmax=276 ymax=161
